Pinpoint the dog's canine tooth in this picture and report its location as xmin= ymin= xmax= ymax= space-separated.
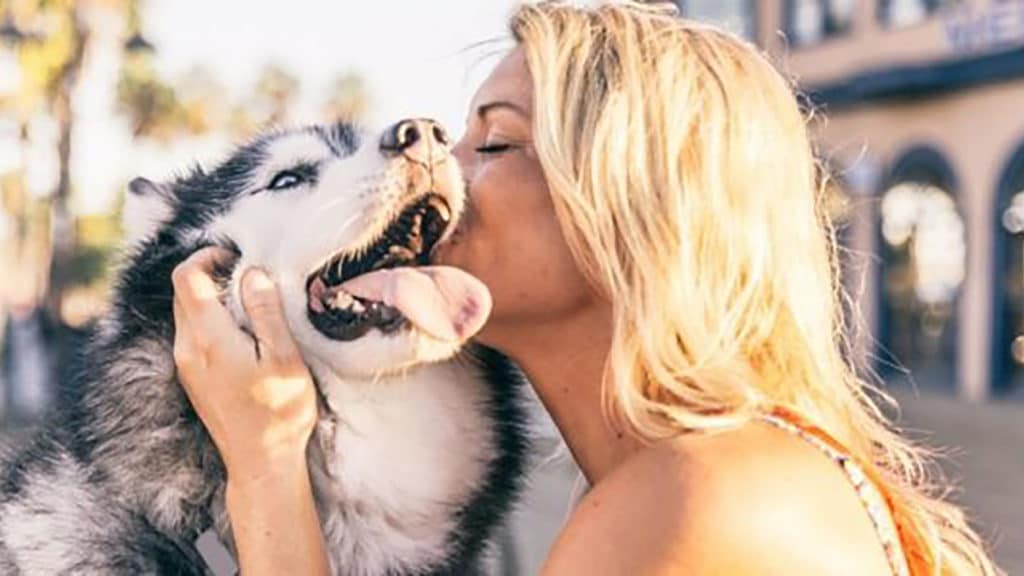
xmin=428 ymin=195 xmax=451 ymax=222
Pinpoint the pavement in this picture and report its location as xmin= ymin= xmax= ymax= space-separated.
xmin=889 ymin=388 xmax=1024 ymax=573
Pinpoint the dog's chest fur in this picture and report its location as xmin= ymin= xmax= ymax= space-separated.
xmin=302 ymin=360 xmax=498 ymax=574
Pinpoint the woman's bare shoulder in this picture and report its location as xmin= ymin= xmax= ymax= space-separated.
xmin=542 ymin=421 xmax=893 ymax=575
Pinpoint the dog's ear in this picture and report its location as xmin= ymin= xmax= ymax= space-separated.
xmin=122 ymin=177 xmax=175 ymax=246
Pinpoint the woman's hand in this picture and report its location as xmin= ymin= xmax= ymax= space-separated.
xmin=173 ymin=247 xmax=330 ymax=575
xmin=171 ymin=246 xmax=317 ymax=483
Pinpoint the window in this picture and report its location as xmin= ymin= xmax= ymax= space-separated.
xmin=878 ymin=0 xmax=958 ymax=28
xmin=994 ymin=147 xmax=1024 ymax=395
xmin=1000 ymin=191 xmax=1024 ymax=393
xmin=678 ymin=0 xmax=756 ymax=41
xmin=788 ymin=0 xmax=857 ymax=47
xmin=877 ymin=149 xmax=964 ymax=391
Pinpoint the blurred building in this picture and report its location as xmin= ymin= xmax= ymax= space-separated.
xmin=680 ymin=0 xmax=1024 ymax=401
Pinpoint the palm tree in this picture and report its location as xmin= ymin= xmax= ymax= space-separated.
xmin=0 ymin=0 xmax=90 ymax=319
xmin=117 ymin=57 xmax=184 ymax=141
xmin=253 ymin=62 xmax=300 ymax=127
xmin=323 ymin=71 xmax=369 ymax=123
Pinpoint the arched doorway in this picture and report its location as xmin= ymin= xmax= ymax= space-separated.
xmin=993 ymin=143 xmax=1024 ymax=396
xmin=877 ymin=146 xmax=965 ymax=391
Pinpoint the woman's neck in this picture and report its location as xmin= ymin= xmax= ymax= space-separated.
xmin=488 ymin=306 xmax=645 ymax=484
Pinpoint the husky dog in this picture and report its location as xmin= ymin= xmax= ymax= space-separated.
xmin=0 ymin=119 xmax=528 ymax=575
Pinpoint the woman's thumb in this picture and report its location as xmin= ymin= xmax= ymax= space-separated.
xmin=241 ymin=268 xmax=299 ymax=363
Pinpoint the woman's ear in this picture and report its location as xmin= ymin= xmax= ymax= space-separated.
xmin=122 ymin=176 xmax=175 ymax=246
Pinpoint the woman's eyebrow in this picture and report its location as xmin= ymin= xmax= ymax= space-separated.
xmin=476 ymin=100 xmax=529 ymax=121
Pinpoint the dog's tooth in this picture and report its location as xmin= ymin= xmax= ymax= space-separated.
xmin=429 ymin=196 xmax=451 ymax=222
xmin=388 ymin=245 xmax=416 ymax=259
xmin=384 ymin=246 xmax=414 ymax=262
xmin=329 ymin=290 xmax=354 ymax=310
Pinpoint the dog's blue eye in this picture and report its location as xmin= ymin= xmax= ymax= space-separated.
xmin=268 ymin=170 xmax=304 ymax=190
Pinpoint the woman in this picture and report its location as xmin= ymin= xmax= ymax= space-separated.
xmin=171 ymin=2 xmax=999 ymax=574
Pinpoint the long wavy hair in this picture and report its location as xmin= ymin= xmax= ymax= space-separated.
xmin=510 ymin=2 xmax=999 ymax=574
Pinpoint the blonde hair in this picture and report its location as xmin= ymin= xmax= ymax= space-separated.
xmin=510 ymin=2 xmax=999 ymax=574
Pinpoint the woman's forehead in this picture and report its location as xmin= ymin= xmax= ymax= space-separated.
xmin=471 ymin=48 xmax=532 ymax=115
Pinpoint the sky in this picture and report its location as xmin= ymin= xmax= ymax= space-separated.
xmin=1 ymin=1 xmax=523 ymax=217
xmin=145 ymin=0 xmax=521 ymax=131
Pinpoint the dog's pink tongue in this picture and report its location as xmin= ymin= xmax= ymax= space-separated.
xmin=340 ymin=267 xmax=491 ymax=341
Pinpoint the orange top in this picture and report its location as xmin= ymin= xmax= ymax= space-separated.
xmin=760 ymin=406 xmax=934 ymax=576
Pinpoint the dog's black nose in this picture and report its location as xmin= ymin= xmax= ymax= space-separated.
xmin=380 ymin=119 xmax=450 ymax=160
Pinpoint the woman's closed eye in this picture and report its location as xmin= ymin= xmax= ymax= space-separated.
xmin=475 ymin=142 xmax=515 ymax=155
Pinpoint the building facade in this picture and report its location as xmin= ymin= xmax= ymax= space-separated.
xmin=679 ymin=0 xmax=1024 ymax=400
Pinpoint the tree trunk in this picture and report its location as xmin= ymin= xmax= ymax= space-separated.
xmin=43 ymin=11 xmax=89 ymax=322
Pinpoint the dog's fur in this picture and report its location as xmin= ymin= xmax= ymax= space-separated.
xmin=0 ymin=122 xmax=529 ymax=575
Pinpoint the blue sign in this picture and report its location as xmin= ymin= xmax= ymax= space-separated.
xmin=944 ymin=1 xmax=1024 ymax=55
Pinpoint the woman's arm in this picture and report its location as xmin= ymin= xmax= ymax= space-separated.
xmin=172 ymin=247 xmax=330 ymax=575
xmin=225 ymin=454 xmax=328 ymax=576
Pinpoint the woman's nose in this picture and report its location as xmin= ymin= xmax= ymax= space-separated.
xmin=380 ymin=118 xmax=450 ymax=165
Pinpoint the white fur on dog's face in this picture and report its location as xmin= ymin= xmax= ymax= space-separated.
xmin=204 ymin=128 xmax=467 ymax=380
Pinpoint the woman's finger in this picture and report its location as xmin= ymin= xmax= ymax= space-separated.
xmin=172 ymin=296 xmax=201 ymax=373
xmin=172 ymin=295 xmax=189 ymax=353
xmin=171 ymin=247 xmax=239 ymax=350
xmin=241 ymin=268 xmax=300 ymax=366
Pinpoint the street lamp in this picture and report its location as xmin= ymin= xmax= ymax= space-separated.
xmin=0 ymin=8 xmax=44 ymax=48
xmin=123 ymin=0 xmax=155 ymax=56
xmin=123 ymin=31 xmax=154 ymax=54
xmin=0 ymin=10 xmax=26 ymax=46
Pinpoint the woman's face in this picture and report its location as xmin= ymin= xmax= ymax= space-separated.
xmin=433 ymin=48 xmax=594 ymax=343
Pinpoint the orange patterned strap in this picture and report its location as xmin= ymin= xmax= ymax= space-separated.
xmin=759 ymin=406 xmax=919 ymax=576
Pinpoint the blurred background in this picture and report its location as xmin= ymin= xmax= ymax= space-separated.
xmin=0 ymin=0 xmax=1021 ymax=573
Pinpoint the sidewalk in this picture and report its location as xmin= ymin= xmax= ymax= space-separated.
xmin=890 ymin=388 xmax=1024 ymax=573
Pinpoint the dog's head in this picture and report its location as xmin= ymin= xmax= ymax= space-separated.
xmin=124 ymin=120 xmax=488 ymax=379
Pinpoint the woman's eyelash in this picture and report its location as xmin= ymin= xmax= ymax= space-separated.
xmin=475 ymin=143 xmax=514 ymax=155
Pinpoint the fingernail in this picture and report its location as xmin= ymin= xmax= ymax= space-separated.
xmin=246 ymin=268 xmax=274 ymax=292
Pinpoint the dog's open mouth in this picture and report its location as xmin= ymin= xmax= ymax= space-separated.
xmin=305 ymin=194 xmax=450 ymax=340
xmin=305 ymin=194 xmax=490 ymax=342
